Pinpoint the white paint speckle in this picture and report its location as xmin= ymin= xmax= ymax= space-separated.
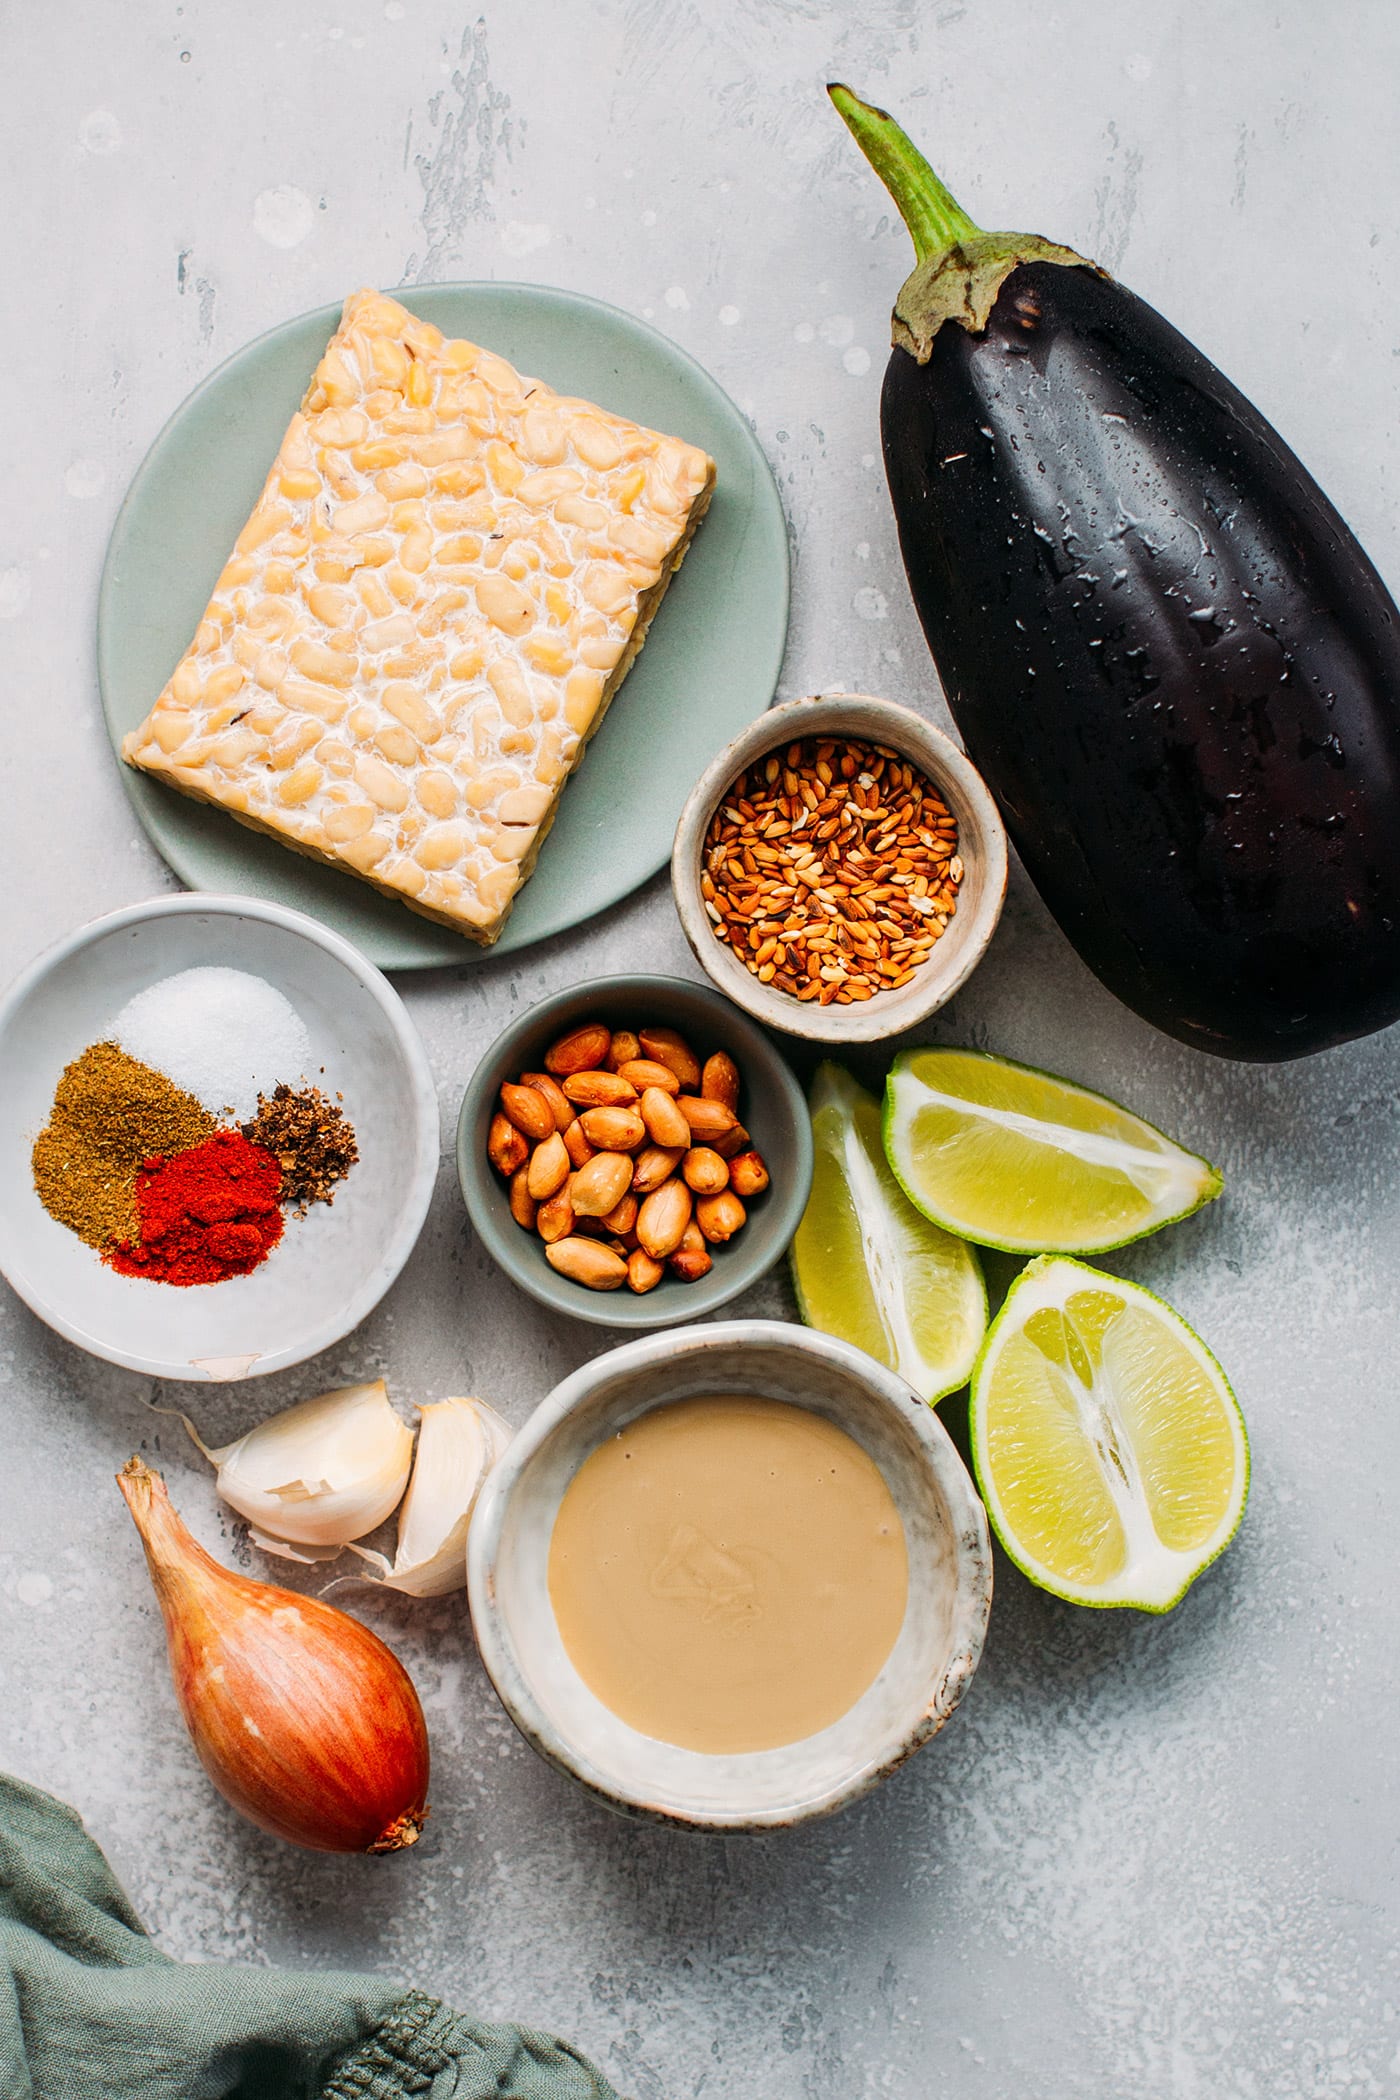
xmin=819 ymin=314 xmax=854 ymax=347
xmin=0 ymin=566 xmax=31 ymax=619
xmin=253 ymin=185 xmax=315 ymax=249
xmin=499 ymin=220 xmax=551 ymax=257
xmin=860 ymin=452 xmax=877 ymax=468
xmin=854 ymin=585 xmax=888 ymax=622
xmin=794 ymin=321 xmax=815 ymax=344
xmin=641 ymin=208 xmax=657 ymax=228
xmin=1125 ymin=52 xmax=1153 ymax=79
xmin=664 ymin=286 xmax=690 ymax=312
xmin=855 ymin=541 xmax=870 ymax=561
xmin=383 ymin=1 xmax=404 ymax=17
xmin=718 ymin=304 xmax=740 ymax=327
xmin=843 ymin=346 xmax=872 ymax=377
xmin=328 ymin=23 xmax=344 ymax=39
xmin=65 ymin=458 xmax=106 ymax=500
xmin=16 ymin=1572 xmax=52 ymax=1607
xmin=78 ymin=109 xmax=122 ymax=155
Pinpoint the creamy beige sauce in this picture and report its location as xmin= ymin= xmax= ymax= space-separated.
xmin=548 ymin=1394 xmax=908 ymax=1753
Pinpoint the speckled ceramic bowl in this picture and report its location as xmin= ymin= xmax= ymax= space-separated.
xmin=456 ymin=975 xmax=812 ymax=1329
xmin=672 ymin=693 xmax=1008 ymax=1044
xmin=467 ymin=1321 xmax=992 ymax=1830
xmin=0 ymin=895 xmax=438 ymax=1381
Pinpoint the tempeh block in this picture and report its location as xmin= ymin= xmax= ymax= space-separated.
xmin=123 ymin=288 xmax=716 ymax=943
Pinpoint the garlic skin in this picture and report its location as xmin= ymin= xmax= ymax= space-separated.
xmin=185 ymin=1380 xmax=413 ymax=1549
xmin=344 ymin=1397 xmax=512 ymax=1597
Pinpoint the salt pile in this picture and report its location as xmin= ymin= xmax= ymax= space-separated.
xmin=112 ymin=967 xmax=314 ymax=1121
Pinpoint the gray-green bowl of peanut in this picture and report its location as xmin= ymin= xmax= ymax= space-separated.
xmin=456 ymin=975 xmax=813 ymax=1329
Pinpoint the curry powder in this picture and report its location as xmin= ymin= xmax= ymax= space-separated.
xmin=31 ymin=1042 xmax=214 ymax=1249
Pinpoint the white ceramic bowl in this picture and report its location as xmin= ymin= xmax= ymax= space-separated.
xmin=0 ymin=895 xmax=438 ymax=1381
xmin=468 ymin=1321 xmax=992 ymax=1830
xmin=672 ymin=693 xmax=1008 ymax=1044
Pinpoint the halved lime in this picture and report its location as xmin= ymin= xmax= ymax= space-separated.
xmin=883 ymin=1047 xmax=1222 ymax=1254
xmin=971 ymin=1255 xmax=1247 ymax=1611
xmin=792 ymin=1062 xmax=986 ymax=1404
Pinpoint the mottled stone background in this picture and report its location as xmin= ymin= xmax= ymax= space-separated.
xmin=3 ymin=3 xmax=1398 ymax=2094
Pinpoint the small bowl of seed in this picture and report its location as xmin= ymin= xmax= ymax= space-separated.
xmin=672 ymin=694 xmax=1007 ymax=1043
xmin=456 ymin=975 xmax=813 ymax=1329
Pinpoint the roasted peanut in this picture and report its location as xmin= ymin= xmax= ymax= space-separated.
xmin=728 ymin=1150 xmax=770 ymax=1199
xmin=605 ymin=1030 xmax=642 ymax=1072
xmin=499 ymin=1080 xmax=556 ymax=1143
xmin=676 ymin=1095 xmax=738 ymax=1142
xmin=696 ymin=1190 xmax=747 ymax=1243
xmin=508 ymin=1165 xmax=537 ymax=1230
xmin=636 ymin=1178 xmax=693 ymax=1259
xmin=578 ymin=1104 xmax=646 ymax=1152
xmin=500 ymin=1017 xmax=757 ymax=1292
xmin=627 ymin=1248 xmax=666 ymax=1294
xmin=563 ymin=1120 xmax=595 ymax=1170
xmin=638 ymin=1026 xmax=701 ymax=1090
xmin=615 ymin=1057 xmax=680 ymax=1096
xmin=562 ymin=1069 xmax=638 ymax=1108
xmin=668 ymin=1230 xmax=713 ymax=1283
xmin=603 ymin=1192 xmax=639 ymax=1236
xmin=519 ymin=1070 xmax=575 ymax=1130
xmin=632 ymin=1144 xmax=685 ymax=1193
xmin=526 ymin=1129 xmax=570 ymax=1201
xmin=682 ymin=1147 xmax=730 ymax=1195
xmin=546 ymin=1237 xmax=628 ymax=1290
xmin=536 ymin=1184 xmax=576 ymax=1243
xmin=669 ymin=1254 xmax=713 ymax=1282
xmin=700 ymin=1051 xmax=740 ymax=1112
xmin=544 ymin=1023 xmax=611 ymax=1076
xmin=570 ymin=1151 xmax=634 ymax=1218
xmin=639 ymin=1085 xmax=691 ymax=1150
xmin=488 ymin=1111 xmax=529 ymax=1177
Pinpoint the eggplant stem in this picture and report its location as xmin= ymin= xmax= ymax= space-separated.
xmin=827 ymin=84 xmax=981 ymax=263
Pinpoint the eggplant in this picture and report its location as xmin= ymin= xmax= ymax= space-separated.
xmin=831 ymin=85 xmax=1400 ymax=1061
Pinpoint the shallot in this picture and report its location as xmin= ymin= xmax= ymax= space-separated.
xmin=117 ymin=1457 xmax=429 ymax=1854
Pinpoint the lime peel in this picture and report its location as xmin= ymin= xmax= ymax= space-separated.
xmin=970 ymin=1255 xmax=1249 ymax=1613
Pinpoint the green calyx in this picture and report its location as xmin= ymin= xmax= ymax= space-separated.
xmin=827 ymin=84 xmax=1104 ymax=361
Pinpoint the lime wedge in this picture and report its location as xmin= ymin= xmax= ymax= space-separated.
xmin=883 ymin=1047 xmax=1222 ymax=1254
xmin=971 ymin=1255 xmax=1247 ymax=1610
xmin=792 ymin=1062 xmax=986 ymax=1404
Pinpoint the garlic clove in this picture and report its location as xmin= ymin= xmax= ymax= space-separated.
xmin=340 ymin=1397 xmax=512 ymax=1597
xmin=184 ymin=1380 xmax=414 ymax=1549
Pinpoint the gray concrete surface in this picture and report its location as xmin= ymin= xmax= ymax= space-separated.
xmin=3 ymin=3 xmax=1397 ymax=2093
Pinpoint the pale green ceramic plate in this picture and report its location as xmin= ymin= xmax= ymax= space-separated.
xmin=97 ymin=283 xmax=789 ymax=970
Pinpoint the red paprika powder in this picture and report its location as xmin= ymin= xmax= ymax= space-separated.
xmin=107 ymin=1129 xmax=284 ymax=1285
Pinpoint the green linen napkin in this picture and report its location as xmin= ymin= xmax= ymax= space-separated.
xmin=0 ymin=1772 xmax=618 ymax=2100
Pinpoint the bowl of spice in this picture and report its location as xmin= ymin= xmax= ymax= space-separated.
xmin=0 ymin=895 xmax=437 ymax=1379
xmin=671 ymin=694 xmax=1007 ymax=1042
